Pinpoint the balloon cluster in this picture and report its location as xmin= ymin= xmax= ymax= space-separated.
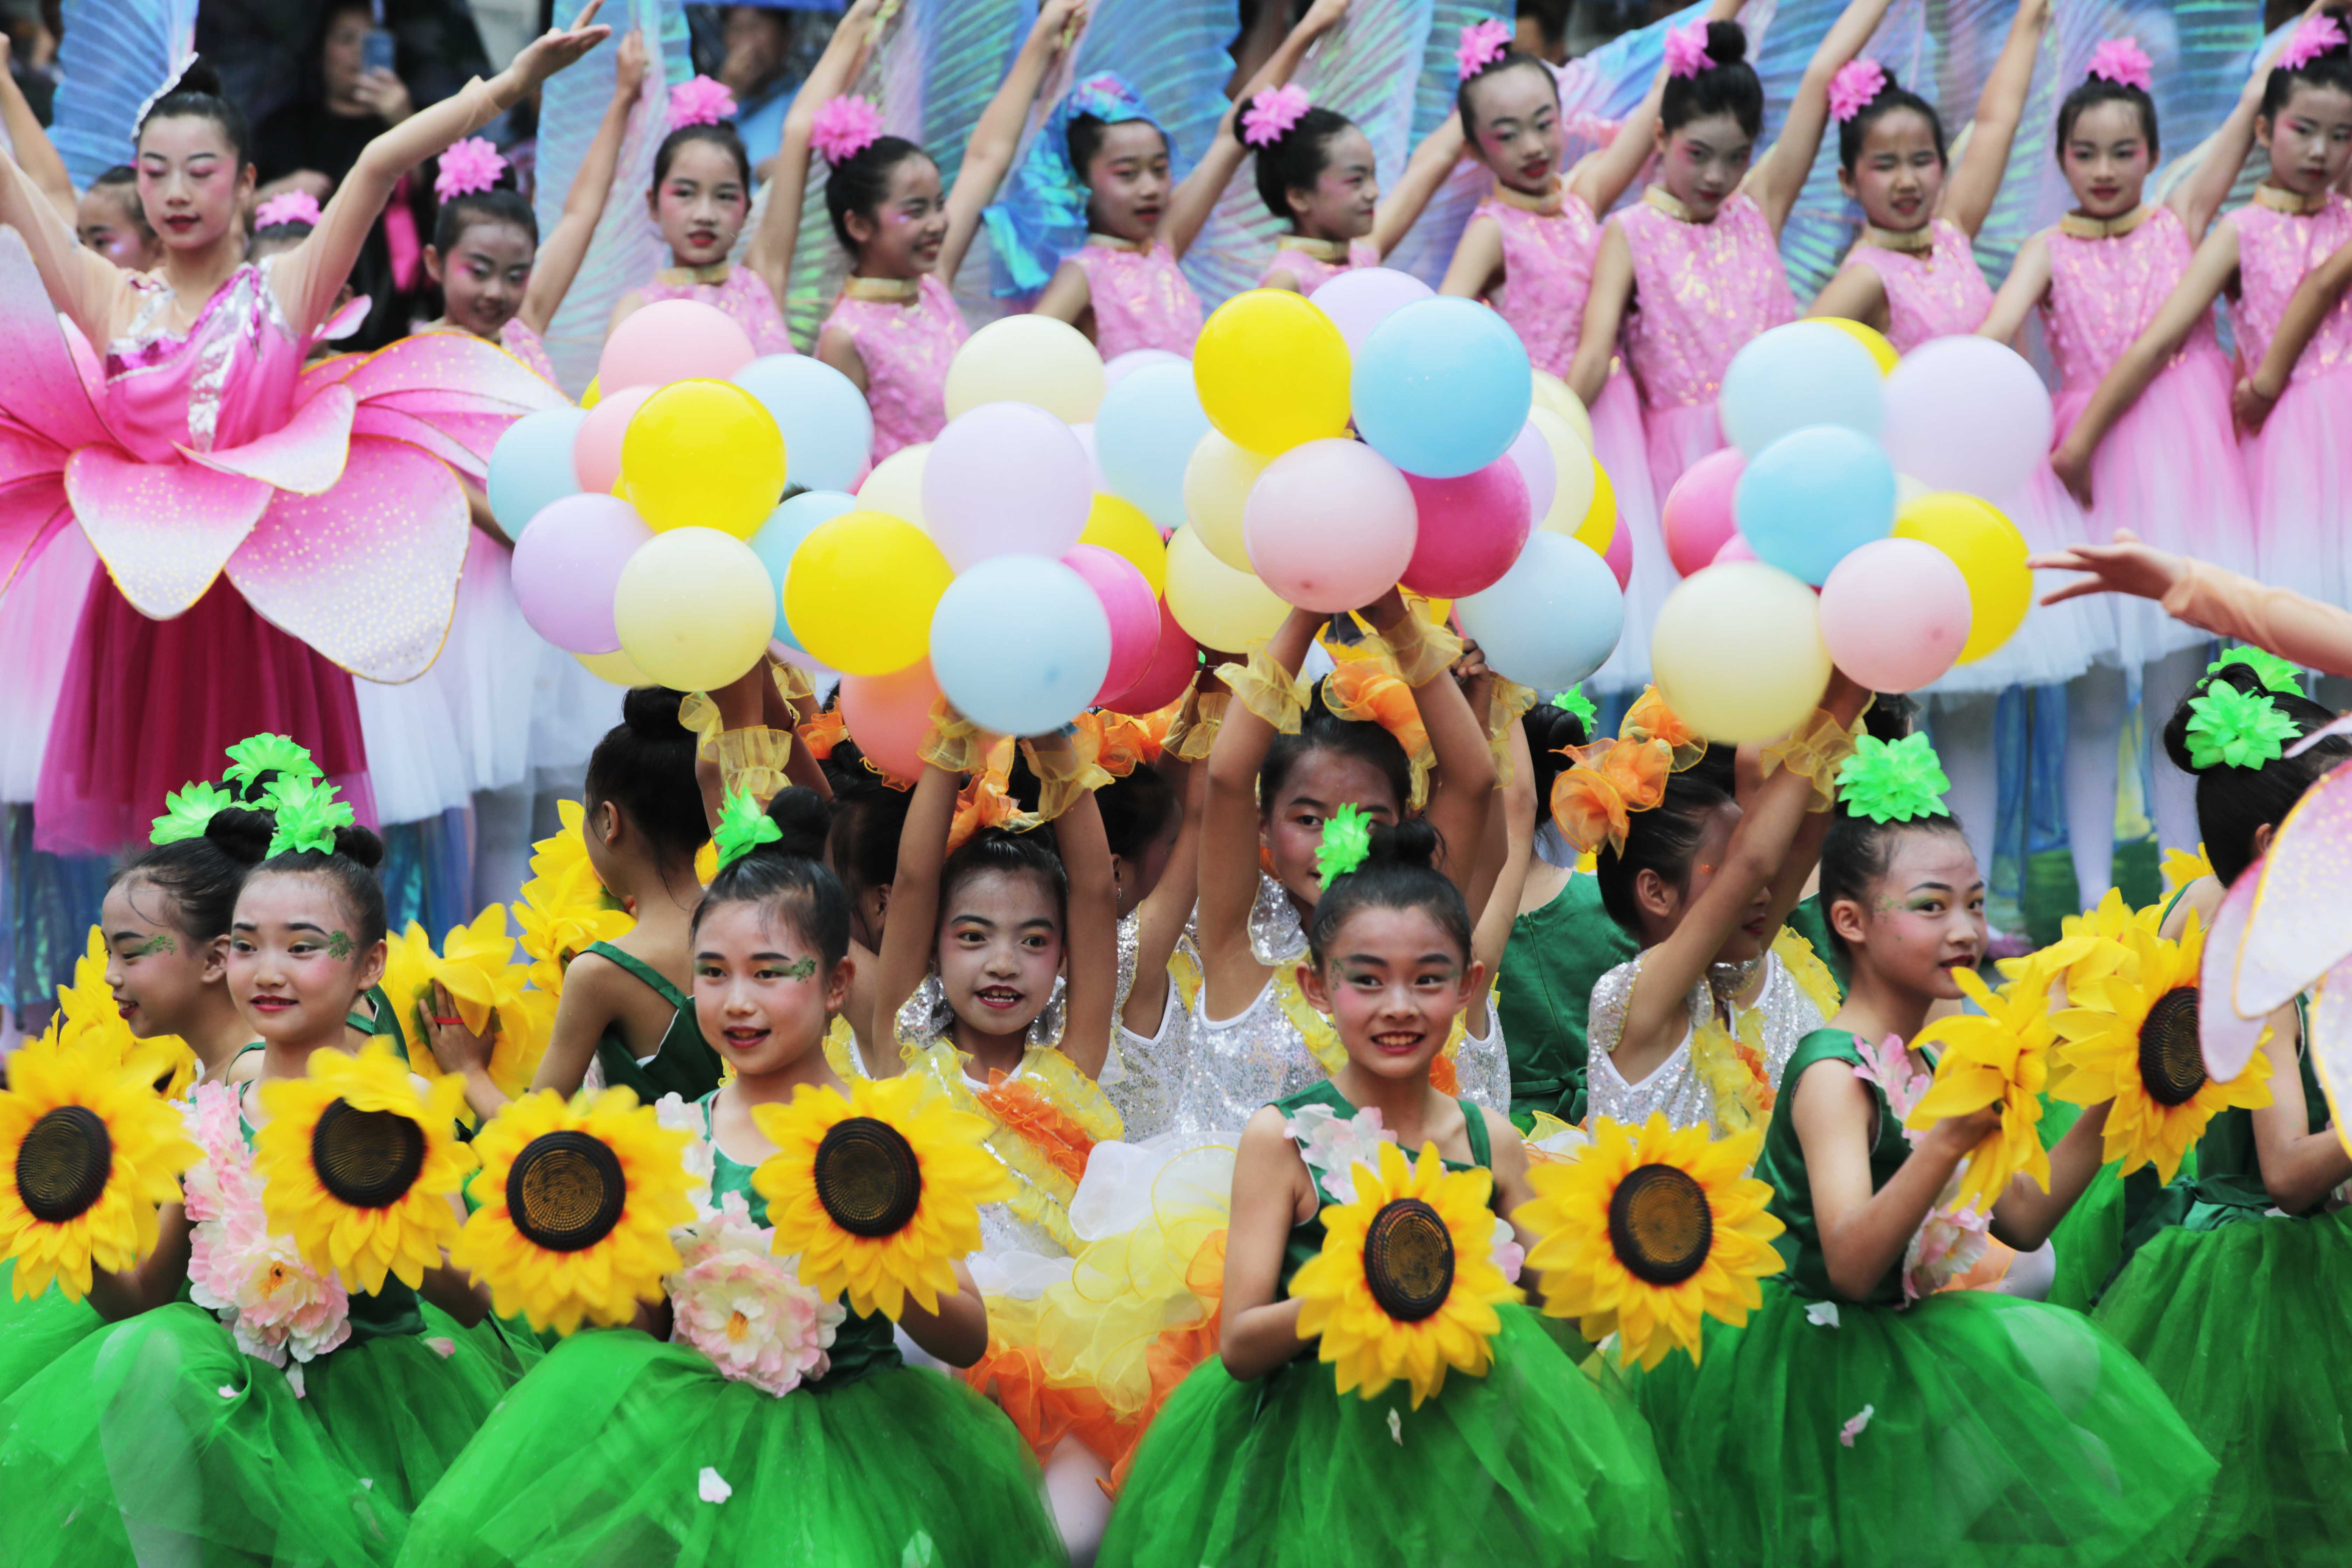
xmin=1652 ymin=321 xmax=2047 ymax=741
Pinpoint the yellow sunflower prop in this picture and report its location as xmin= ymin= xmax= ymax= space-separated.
xmin=753 ymin=1074 xmax=1013 ymax=1320
xmin=2160 ymin=842 xmax=2214 ymax=899
xmin=1516 ymin=1114 xmax=1782 ymax=1371
xmin=0 ymin=1035 xmax=199 ymax=1301
xmin=385 ymin=912 xmax=547 ymax=1117
xmin=51 ymin=928 xmax=197 ymax=1098
xmin=1292 ymin=1140 xmax=1521 ymax=1407
xmin=511 ymin=802 xmax=632 ymax=995
xmin=2052 ymin=913 xmax=2273 ymax=1183
xmin=454 ymin=1087 xmax=695 ymax=1334
xmin=1905 ymin=966 xmax=2054 ymax=1213
xmin=253 ymin=1042 xmax=472 ymax=1295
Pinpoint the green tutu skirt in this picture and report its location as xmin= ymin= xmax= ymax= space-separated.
xmin=1098 ymin=1305 xmax=1683 ymax=1568
xmin=0 ymin=1300 xmax=516 ymax=1567
xmin=1622 ymin=1280 xmax=2216 ymax=1567
xmin=2094 ymin=1208 xmax=2352 ymax=1565
xmin=0 ymin=1261 xmax=103 ymax=1403
xmin=395 ymin=1327 xmax=1067 ymax=1568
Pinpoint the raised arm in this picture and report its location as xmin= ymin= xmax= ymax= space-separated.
xmin=519 ymin=28 xmax=647 ymax=335
xmin=938 ymin=0 xmax=1086 ymax=284
xmin=1567 ymin=0 xmax=1742 ymax=218
xmin=2169 ymin=51 xmax=2276 ymax=240
xmin=1124 ymin=754 xmax=1204 ymax=1036
xmin=1975 ymin=231 xmax=2052 ymax=345
xmin=1746 ymin=0 xmax=1897 ymax=234
xmin=1198 ymin=606 xmax=1322 ymax=1017
xmin=0 ymin=139 xmax=120 ymax=343
xmin=1987 ymin=1098 xmax=2113 ymax=1250
xmin=872 ymin=762 xmax=960 ymax=1048
xmin=746 ymin=0 xmax=880 ymax=313
xmin=0 ymin=37 xmax=72 ymax=225
xmin=1806 ymin=260 xmax=1890 ymax=332
xmin=1940 ymin=0 xmax=2047 ymax=240
xmin=1164 ymin=0 xmax=1351 ymax=258
xmin=2236 ymin=237 xmax=2352 ymax=432
xmin=1048 ymin=766 xmax=1117 ymax=1080
xmin=1370 ymin=112 xmax=1466 ymax=257
xmin=1566 ymin=218 xmax=1633 ymax=407
xmin=1471 ymin=718 xmax=1540 ymax=989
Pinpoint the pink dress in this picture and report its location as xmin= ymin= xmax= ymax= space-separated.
xmin=821 ymin=274 xmax=971 ymax=463
xmin=2046 ymin=203 xmax=2255 ymax=667
xmin=1616 ymin=188 xmax=1798 ymax=502
xmin=1263 ymin=238 xmax=1378 ymax=293
xmin=2227 ymin=191 xmax=2352 ymax=607
xmin=639 ymin=264 xmax=796 ymax=357
xmin=1069 ymin=238 xmax=1205 ymax=359
xmin=1842 ymin=220 xmax=1993 ymax=353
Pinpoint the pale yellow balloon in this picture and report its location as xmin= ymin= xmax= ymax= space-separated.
xmin=1164 ymin=525 xmax=1290 ymax=652
xmin=856 ymin=443 xmax=930 ymax=531
xmin=1527 ymin=406 xmax=1597 ymax=537
xmin=1079 ymin=494 xmax=1168 ymax=595
xmin=613 ymin=527 xmax=778 ymax=692
xmin=944 ymin=315 xmax=1108 ymax=424
xmin=1651 ymin=561 xmax=1831 ymax=744
xmin=1530 ymin=370 xmax=1593 ymax=453
xmin=574 ymin=646 xmax=653 ymax=687
xmin=1182 ymin=431 xmax=1274 ymax=572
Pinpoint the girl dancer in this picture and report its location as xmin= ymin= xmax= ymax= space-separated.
xmin=1250 ymin=90 xmax=1463 ymax=293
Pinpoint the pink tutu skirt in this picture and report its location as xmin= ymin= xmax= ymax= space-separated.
xmin=1641 ymin=399 xmax=1723 ymax=505
xmin=0 ymin=531 xmax=97 ymax=804
xmin=1589 ymin=372 xmax=1669 ymax=694
xmin=1924 ymin=464 xmax=2107 ymax=694
xmin=2241 ymin=360 xmax=2352 ymax=610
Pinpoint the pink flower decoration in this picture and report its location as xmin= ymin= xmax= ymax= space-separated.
xmin=1839 ymin=1404 xmax=1875 ymax=1447
xmin=811 ymin=96 xmax=884 ymax=166
xmin=254 ymin=191 xmax=322 ymax=230
xmin=433 ymin=136 xmax=509 ymax=202
xmin=1828 ymin=58 xmax=1888 ymax=122
xmin=1455 ymin=18 xmax=1512 ymax=80
xmin=669 ymin=74 xmax=738 ymax=130
xmin=668 ymin=1194 xmax=843 ymax=1397
xmin=1664 ymin=22 xmax=1713 ymax=80
xmin=2281 ymin=13 xmax=2348 ymax=71
xmin=1242 ymin=83 xmax=1311 ymax=147
xmin=184 ymin=1106 xmax=352 ymax=1371
xmin=2085 ymin=37 xmax=2155 ymax=92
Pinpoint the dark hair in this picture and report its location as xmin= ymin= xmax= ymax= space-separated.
xmin=583 ymin=688 xmax=710 ymax=873
xmin=1260 ymin=686 xmax=1413 ymax=817
xmin=1521 ymin=700 xmax=1591 ymax=808
xmin=2054 ymin=74 xmax=2160 ymax=162
xmin=1455 ymin=51 xmax=1560 ymax=140
xmin=1068 ymin=114 xmax=1168 ymax=187
xmin=691 ymin=787 xmax=853 ymax=969
xmin=1815 ymin=809 xmax=1970 ymax=960
xmin=207 ymin=806 xmax=390 ymax=950
xmin=1836 ymin=70 xmax=1946 ymax=174
xmin=652 ymin=121 xmax=753 ymax=194
xmin=822 ymin=134 xmax=932 ymax=249
xmin=826 ymin=772 xmax=913 ymax=909
xmin=1097 ymin=761 xmax=1179 ymax=863
xmin=2161 ymin=664 xmax=2351 ymax=885
xmin=1253 ymin=105 xmax=1356 ymax=222
xmin=1517 ymin=0 xmax=1569 ymax=49
xmin=1660 ymin=21 xmax=1763 ymax=139
xmin=1306 ymin=819 xmax=1472 ymax=965
xmin=940 ymin=827 xmax=1068 ymax=930
xmin=112 ymin=834 xmax=250 ymax=946
xmin=1594 ymin=768 xmax=1736 ymax=936
xmin=1861 ymin=692 xmax=1918 ymax=745
xmin=2263 ymin=9 xmax=2352 ymax=120
xmin=138 ymin=60 xmax=252 ymax=168
xmin=433 ymin=184 xmax=539 ymax=255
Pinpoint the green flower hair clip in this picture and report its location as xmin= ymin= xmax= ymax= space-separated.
xmin=263 ymin=775 xmax=355 ymax=858
xmin=2184 ymin=682 xmax=2299 ymax=771
xmin=1836 ymin=733 xmax=1953 ymax=825
xmin=150 ymin=780 xmax=238 ymax=846
xmin=1315 ymin=803 xmax=1375 ymax=888
xmin=2207 ymin=645 xmax=2301 ymax=696
xmin=713 ymin=789 xmax=782 ymax=870
xmin=1550 ymin=685 xmax=1597 ymax=730
xmin=223 ymin=733 xmax=322 ymax=796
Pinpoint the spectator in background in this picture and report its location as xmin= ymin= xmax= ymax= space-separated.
xmin=198 ymin=0 xmax=489 ymax=132
xmin=718 ymin=4 xmax=796 ymax=174
xmin=77 ymin=166 xmax=159 ymax=270
xmin=1515 ymin=0 xmax=1568 ymax=64
xmin=1 ymin=0 xmax=54 ymax=123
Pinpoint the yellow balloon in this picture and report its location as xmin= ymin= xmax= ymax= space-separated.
xmin=621 ymin=379 xmax=787 ymax=538
xmin=943 ymin=315 xmax=1107 ymax=423
xmin=1651 ymin=562 xmax=1830 ymax=744
xmin=1164 ymin=525 xmax=1289 ymax=652
xmin=1181 ymin=431 xmax=1274 ymax=571
xmin=1569 ymin=457 xmax=1616 ymax=557
xmin=1893 ymin=492 xmax=2031 ymax=663
xmin=581 ymin=375 xmax=602 ymax=409
xmin=1530 ymin=370 xmax=1594 ymax=452
xmin=1193 ymin=290 xmax=1352 ymax=455
xmin=612 ymin=527 xmax=778 ymax=691
xmin=1079 ymin=494 xmax=1167 ymax=595
xmin=1821 ymin=317 xmax=1899 ymax=374
xmin=856 ymin=444 xmax=929 ymax=531
xmin=784 ymin=510 xmax=954 ymax=676
xmin=574 ymin=646 xmax=653 ymax=687
xmin=1527 ymin=407 xmax=1597 ymax=537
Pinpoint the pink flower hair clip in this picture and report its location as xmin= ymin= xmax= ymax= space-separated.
xmin=1242 ymin=83 xmax=1310 ymax=147
xmin=1456 ymin=18 xmax=1511 ymax=80
xmin=2085 ymin=37 xmax=2155 ymax=92
xmin=255 ymin=190 xmax=323 ymax=229
xmin=1664 ymin=21 xmax=1714 ymax=80
xmin=811 ymin=96 xmax=884 ymax=166
xmin=2281 ymin=13 xmax=2349 ymax=71
xmin=433 ymin=136 xmax=508 ymax=202
xmin=1828 ymin=58 xmax=1888 ymax=122
xmin=669 ymin=74 xmax=738 ymax=130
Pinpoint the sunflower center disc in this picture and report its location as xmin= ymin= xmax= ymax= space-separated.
xmin=17 ymin=1105 xmax=112 ymax=1224
xmin=813 ymin=1117 xmax=923 ymax=1239
xmin=1363 ymin=1197 xmax=1455 ymax=1323
xmin=508 ymin=1131 xmax=627 ymax=1252
xmin=2138 ymin=987 xmax=2206 ymax=1108
xmin=1609 ymin=1163 xmax=1713 ymax=1287
xmin=311 ymin=1099 xmax=427 ymax=1209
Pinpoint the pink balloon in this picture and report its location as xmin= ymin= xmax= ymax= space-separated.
xmin=1662 ymin=447 xmax=1745 ymax=578
xmin=1817 ymin=537 xmax=1971 ymax=692
xmin=1111 ymin=598 xmax=1199 ymax=713
xmin=1243 ymin=438 xmax=1418 ymax=612
xmin=574 ymin=385 xmax=653 ymax=495
xmin=1062 ymin=544 xmax=1163 ymax=706
xmin=510 ymin=493 xmax=653 ymax=654
xmin=1712 ymin=532 xmax=1758 ymax=566
xmin=1507 ymin=420 xmax=1556 ymax=521
xmin=1604 ymin=520 xmax=1632 ymax=590
xmin=1309 ymin=266 xmax=1436 ymax=352
xmin=1400 ymin=457 xmax=1531 ymax=599
xmin=839 ymin=660 xmax=942 ymax=783
xmin=921 ymin=401 xmax=1094 ymax=570
xmin=598 ymin=299 xmax=757 ymax=391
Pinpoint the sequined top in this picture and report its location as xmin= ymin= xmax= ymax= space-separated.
xmin=1103 ymin=906 xmax=1194 ymax=1143
xmin=2226 ymin=191 xmax=2352 ymax=388
xmin=2041 ymin=204 xmax=2212 ymax=395
xmin=1473 ymin=189 xmax=1601 ymax=378
xmin=499 ymin=317 xmax=558 ymax=384
xmin=1616 ymin=189 xmax=1798 ymax=412
xmin=1263 ymin=238 xmax=1380 ymax=296
xmin=105 ymin=261 xmax=309 ymax=460
xmin=1585 ymin=947 xmax=1829 ymax=1135
xmin=1841 ymin=219 xmax=1993 ymax=352
xmin=821 ymin=274 xmax=969 ymax=463
xmin=1069 ymin=237 xmax=1205 ymax=359
xmin=640 ymin=263 xmax=796 ymax=358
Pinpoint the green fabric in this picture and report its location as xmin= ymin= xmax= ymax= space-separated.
xmin=349 ymin=983 xmax=410 ymax=1063
xmin=1494 ymin=872 xmax=1638 ymax=1130
xmin=1783 ymin=895 xmax=1851 ymax=999
xmin=0 ymin=1260 xmax=101 ymax=1404
xmin=1270 ymin=1079 xmax=1489 ymax=1299
xmin=2037 ymin=1096 xmax=2195 ymax=1311
xmin=1756 ymin=1029 xmax=1919 ymax=1307
xmin=585 ymin=942 xmax=722 ymax=1104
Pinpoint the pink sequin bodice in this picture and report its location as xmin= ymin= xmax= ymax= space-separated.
xmin=822 ymin=273 xmax=971 ymax=463
xmin=499 ymin=317 xmax=559 ymax=384
xmin=2040 ymin=205 xmax=2211 ymax=392
xmin=1070 ymin=239 xmax=1204 ymax=359
xmin=1843 ymin=219 xmax=1992 ymax=352
xmin=1474 ymin=191 xmax=1601 ymax=378
xmin=1265 ymin=239 xmax=1379 ymax=296
xmin=1617 ymin=190 xmax=1798 ymax=411
xmin=2227 ymin=192 xmax=2352 ymax=387
xmin=639 ymin=264 xmax=796 ymax=357
xmin=102 ymin=263 xmax=310 ymax=461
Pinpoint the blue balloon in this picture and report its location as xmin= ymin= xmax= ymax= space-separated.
xmin=1350 ymin=297 xmax=1532 ymax=479
xmin=1455 ymin=532 xmax=1623 ymax=689
xmin=1718 ymin=322 xmax=1884 ymax=455
xmin=732 ymin=354 xmax=876 ymax=496
xmin=749 ymin=490 xmax=858 ymax=647
xmin=488 ymin=405 xmax=587 ymax=536
xmin=928 ymin=556 xmax=1111 ymax=736
xmin=1734 ymin=426 xmax=1896 ymax=586
xmin=1093 ymin=362 xmax=1209 ymax=531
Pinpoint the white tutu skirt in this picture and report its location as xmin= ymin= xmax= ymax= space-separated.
xmin=0 ymin=530 xmax=96 ymax=804
xmin=1588 ymin=372 xmax=1670 ymax=695
xmin=2242 ymin=360 xmax=2352 ymax=611
xmin=1924 ymin=464 xmax=2106 ymax=694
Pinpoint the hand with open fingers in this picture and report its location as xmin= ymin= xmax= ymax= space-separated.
xmin=2024 ymin=530 xmax=2186 ymax=606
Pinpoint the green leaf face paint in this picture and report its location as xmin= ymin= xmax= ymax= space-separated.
xmin=132 ymin=933 xmax=177 ymax=958
xmin=779 ymin=955 xmax=818 ymax=982
xmin=326 ymin=931 xmax=355 ymax=960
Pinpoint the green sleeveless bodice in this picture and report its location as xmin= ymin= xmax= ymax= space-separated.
xmin=588 ymin=942 xmax=723 ymax=1103
xmin=348 ymin=984 xmax=409 ymax=1062
xmin=1270 ymin=1079 xmax=1494 ymax=1300
xmin=1755 ymin=1029 xmax=1925 ymax=1307
xmin=1493 ymin=873 xmax=1639 ymax=1129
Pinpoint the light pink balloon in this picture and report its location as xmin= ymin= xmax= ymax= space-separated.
xmin=1604 ymin=520 xmax=1632 ymax=590
xmin=1662 ymin=447 xmax=1745 ymax=578
xmin=1069 ymin=422 xmax=1108 ymax=490
xmin=510 ymin=493 xmax=653 ymax=654
xmin=1816 ymin=537 xmax=1971 ymax=692
xmin=1111 ymin=598 xmax=1199 ymax=713
xmin=1400 ymin=457 xmax=1531 ymax=599
xmin=1062 ymin=544 xmax=1163 ymax=705
xmin=922 ymin=401 xmax=1094 ymax=570
xmin=598 ymin=299 xmax=757 ymax=391
xmin=1106 ymin=348 xmax=1187 ymax=383
xmin=1712 ymin=533 xmax=1758 ymax=566
xmin=1309 ymin=266 xmax=1436 ymax=352
xmin=574 ymin=385 xmax=653 ymax=495
xmin=1243 ymin=438 xmax=1418 ymax=612
xmin=1507 ymin=420 xmax=1556 ymax=521
xmin=838 ymin=660 xmax=943 ymax=783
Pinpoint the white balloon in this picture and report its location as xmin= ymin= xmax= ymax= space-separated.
xmin=1881 ymin=336 xmax=2054 ymax=500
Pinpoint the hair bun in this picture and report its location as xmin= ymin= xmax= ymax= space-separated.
xmin=621 ymin=685 xmax=690 ymax=741
xmin=763 ymin=787 xmax=834 ymax=863
xmin=1364 ymin=818 xmax=1443 ymax=872
xmin=203 ymin=806 xmax=276 ymax=866
xmin=174 ymin=58 xmax=227 ymax=98
xmin=1703 ymin=20 xmax=1749 ymax=67
xmin=331 ymin=822 xmax=387 ymax=871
